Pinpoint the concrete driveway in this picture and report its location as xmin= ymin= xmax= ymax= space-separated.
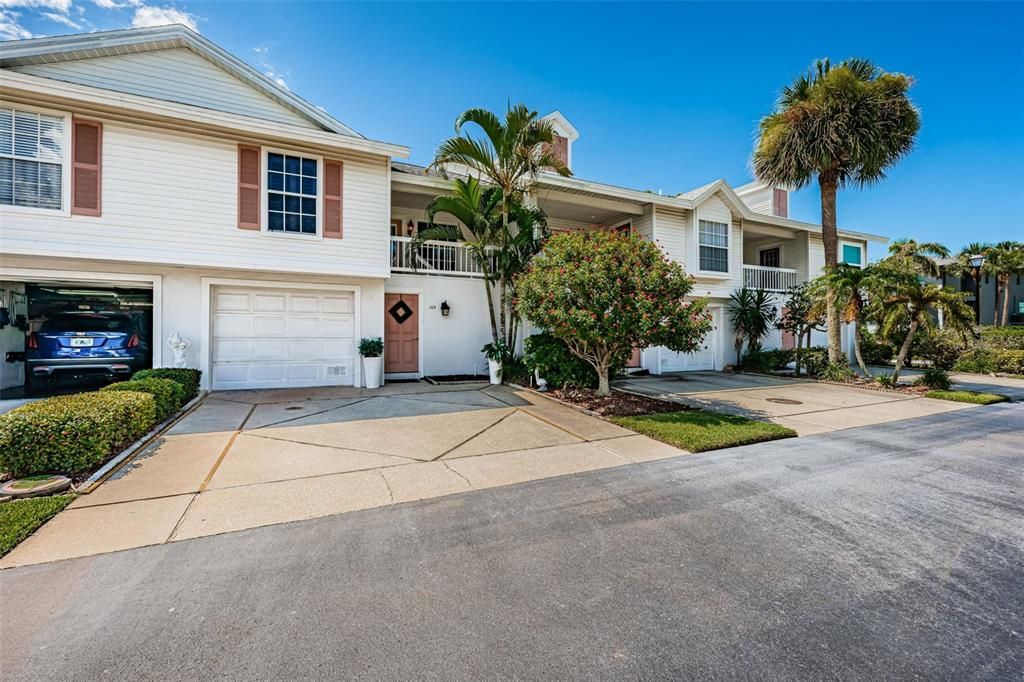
xmin=615 ymin=371 xmax=979 ymax=435
xmin=1 ymin=382 xmax=684 ymax=568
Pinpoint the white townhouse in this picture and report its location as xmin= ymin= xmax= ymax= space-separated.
xmin=0 ymin=25 xmax=885 ymax=393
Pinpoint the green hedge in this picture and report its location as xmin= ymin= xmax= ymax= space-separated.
xmin=953 ymin=348 xmax=1024 ymax=375
xmin=102 ymin=377 xmax=184 ymax=421
xmin=524 ymin=332 xmax=598 ymax=389
xmin=131 ymin=368 xmax=202 ymax=400
xmin=0 ymin=391 xmax=156 ymax=477
xmin=740 ymin=349 xmax=794 ymax=373
xmin=980 ymin=326 xmax=1024 ymax=350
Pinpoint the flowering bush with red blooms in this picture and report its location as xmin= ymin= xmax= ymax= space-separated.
xmin=515 ymin=230 xmax=713 ymax=395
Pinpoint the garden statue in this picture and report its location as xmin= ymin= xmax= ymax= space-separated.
xmin=167 ymin=332 xmax=191 ymax=368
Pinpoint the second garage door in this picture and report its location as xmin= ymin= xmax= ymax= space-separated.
xmin=211 ymin=286 xmax=356 ymax=390
xmin=659 ymin=310 xmax=719 ymax=372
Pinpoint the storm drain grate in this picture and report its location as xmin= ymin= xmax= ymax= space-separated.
xmin=766 ymin=398 xmax=803 ymax=405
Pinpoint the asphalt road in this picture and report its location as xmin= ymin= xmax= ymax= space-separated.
xmin=2 ymin=403 xmax=1022 ymax=680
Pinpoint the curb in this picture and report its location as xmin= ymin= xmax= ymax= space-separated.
xmin=76 ymin=391 xmax=209 ymax=494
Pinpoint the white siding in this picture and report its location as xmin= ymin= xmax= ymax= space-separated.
xmin=738 ymin=185 xmax=773 ymax=215
xmin=10 ymin=48 xmax=320 ymax=130
xmin=653 ymin=208 xmax=688 ymax=267
xmin=1 ymin=118 xmax=391 ymax=279
xmin=634 ymin=204 xmax=654 ymax=241
xmin=808 ymin=234 xmax=826 ymax=275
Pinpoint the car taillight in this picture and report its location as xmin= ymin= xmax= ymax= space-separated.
xmin=127 ymin=333 xmax=140 ymax=348
xmin=27 ymin=333 xmax=38 ymax=349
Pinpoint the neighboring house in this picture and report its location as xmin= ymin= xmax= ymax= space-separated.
xmin=932 ymin=260 xmax=1024 ymax=326
xmin=0 ymin=25 xmax=886 ymax=392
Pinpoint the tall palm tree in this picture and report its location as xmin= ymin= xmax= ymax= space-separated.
xmin=753 ymin=58 xmax=920 ymax=364
xmin=810 ymin=263 xmax=875 ymax=375
xmin=874 ymin=270 xmax=973 ymax=383
xmin=499 ymin=200 xmax=549 ymax=350
xmin=986 ymin=241 xmax=1024 ymax=326
xmin=415 ymin=177 xmax=503 ymax=341
xmin=887 ymin=238 xmax=950 ymax=277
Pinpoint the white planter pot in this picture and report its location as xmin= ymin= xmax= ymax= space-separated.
xmin=487 ymin=358 xmax=502 ymax=385
xmin=363 ymin=356 xmax=382 ymax=389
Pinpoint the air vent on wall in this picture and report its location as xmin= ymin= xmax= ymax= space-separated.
xmin=326 ymin=364 xmax=348 ymax=378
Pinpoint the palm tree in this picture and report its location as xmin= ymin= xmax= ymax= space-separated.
xmin=874 ymin=269 xmax=973 ymax=383
xmin=726 ymin=287 xmax=776 ymax=365
xmin=887 ymin=238 xmax=950 ymax=277
xmin=415 ymin=177 xmax=503 ymax=341
xmin=810 ymin=263 xmax=876 ymax=375
xmin=498 ymin=200 xmax=549 ymax=350
xmin=986 ymin=241 xmax=1024 ymax=326
xmin=431 ymin=104 xmax=570 ymax=343
xmin=753 ymin=58 xmax=920 ymax=365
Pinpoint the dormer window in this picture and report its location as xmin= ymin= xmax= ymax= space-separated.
xmin=0 ymin=107 xmax=67 ymax=211
xmin=267 ymin=151 xmax=318 ymax=235
xmin=698 ymin=219 xmax=730 ymax=273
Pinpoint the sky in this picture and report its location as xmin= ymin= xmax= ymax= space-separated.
xmin=3 ymin=1 xmax=1022 ymax=261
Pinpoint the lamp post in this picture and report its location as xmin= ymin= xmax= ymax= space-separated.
xmin=969 ymin=254 xmax=986 ymax=325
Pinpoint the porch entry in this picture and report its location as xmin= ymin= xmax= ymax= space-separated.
xmin=384 ymin=293 xmax=419 ymax=374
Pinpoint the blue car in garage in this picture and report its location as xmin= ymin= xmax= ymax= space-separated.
xmin=26 ymin=311 xmax=149 ymax=394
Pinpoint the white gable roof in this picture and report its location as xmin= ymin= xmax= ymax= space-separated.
xmin=0 ymin=24 xmax=362 ymax=138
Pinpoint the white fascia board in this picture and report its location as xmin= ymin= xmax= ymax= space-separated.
xmin=0 ymin=70 xmax=409 ymax=159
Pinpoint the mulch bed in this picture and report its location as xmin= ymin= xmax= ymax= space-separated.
xmin=545 ymin=388 xmax=683 ymax=417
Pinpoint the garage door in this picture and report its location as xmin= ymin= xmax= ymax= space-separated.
xmin=211 ymin=287 xmax=356 ymax=390
xmin=660 ymin=313 xmax=718 ymax=372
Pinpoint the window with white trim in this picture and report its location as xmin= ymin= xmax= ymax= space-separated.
xmin=267 ymin=151 xmax=318 ymax=235
xmin=0 ymin=107 xmax=64 ymax=210
xmin=698 ymin=219 xmax=729 ymax=272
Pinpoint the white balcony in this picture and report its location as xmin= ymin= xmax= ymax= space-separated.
xmin=742 ymin=264 xmax=799 ymax=292
xmin=390 ymin=236 xmax=491 ymax=277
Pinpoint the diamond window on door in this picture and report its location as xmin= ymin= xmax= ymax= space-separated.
xmin=388 ymin=299 xmax=413 ymax=325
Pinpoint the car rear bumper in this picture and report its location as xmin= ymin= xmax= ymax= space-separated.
xmin=27 ymin=358 xmax=144 ymax=377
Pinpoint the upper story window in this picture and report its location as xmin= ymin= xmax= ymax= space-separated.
xmin=0 ymin=107 xmax=65 ymax=210
xmin=698 ymin=219 xmax=729 ymax=273
xmin=267 ymin=152 xmax=317 ymax=235
xmin=841 ymin=243 xmax=863 ymax=268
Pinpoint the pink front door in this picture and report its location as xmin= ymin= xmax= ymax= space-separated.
xmin=626 ymin=347 xmax=642 ymax=368
xmin=780 ymin=306 xmax=795 ymax=350
xmin=384 ymin=293 xmax=419 ymax=373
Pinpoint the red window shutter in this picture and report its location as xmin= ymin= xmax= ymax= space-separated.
xmin=71 ymin=118 xmax=102 ymax=216
xmin=237 ymin=144 xmax=261 ymax=230
xmin=772 ymin=188 xmax=788 ymax=218
xmin=323 ymin=160 xmax=343 ymax=239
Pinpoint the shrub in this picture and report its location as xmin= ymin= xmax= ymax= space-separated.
xmin=524 ymin=332 xmax=598 ymax=389
xmin=912 ymin=328 xmax=967 ymax=370
xmin=102 ymin=377 xmax=184 ymax=421
xmin=358 ymin=337 xmax=384 ymax=357
xmin=859 ymin=333 xmax=895 ymax=365
xmin=0 ymin=391 xmax=156 ymax=477
xmin=925 ymin=390 xmax=1009 ymax=405
xmin=819 ymin=362 xmax=855 ymax=382
xmin=980 ymin=326 xmax=1024 ymax=351
xmin=132 ymin=368 xmax=202 ymax=400
xmin=876 ymin=374 xmax=898 ymax=388
xmin=915 ymin=368 xmax=952 ymax=391
xmin=800 ymin=346 xmax=830 ymax=376
xmin=740 ymin=348 xmax=794 ymax=374
xmin=953 ymin=348 xmax=1024 ymax=375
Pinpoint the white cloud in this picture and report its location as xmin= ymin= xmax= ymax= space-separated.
xmin=131 ymin=5 xmax=197 ymax=32
xmin=91 ymin=0 xmax=139 ymax=7
xmin=253 ymin=45 xmax=289 ymax=90
xmin=0 ymin=8 xmax=32 ymax=39
xmin=42 ymin=9 xmax=80 ymax=27
xmin=0 ymin=0 xmax=73 ymax=11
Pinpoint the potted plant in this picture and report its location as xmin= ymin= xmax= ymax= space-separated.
xmin=481 ymin=339 xmax=507 ymax=385
xmin=359 ymin=337 xmax=384 ymax=389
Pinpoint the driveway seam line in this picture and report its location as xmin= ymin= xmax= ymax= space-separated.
xmin=430 ymin=409 xmax=518 ymax=461
xmin=249 ymin=396 xmax=375 ymax=430
xmin=164 ymin=493 xmax=200 ymax=544
xmin=519 ymin=406 xmax=590 ymax=441
xmin=244 ymin=431 xmax=425 ymax=461
xmin=198 ymin=404 xmax=256 ymax=493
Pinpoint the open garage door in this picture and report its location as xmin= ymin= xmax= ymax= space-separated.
xmin=211 ymin=286 xmax=357 ymax=390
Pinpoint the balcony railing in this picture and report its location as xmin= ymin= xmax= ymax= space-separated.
xmin=742 ymin=264 xmax=799 ymax=293
xmin=390 ymin=236 xmax=491 ymax=277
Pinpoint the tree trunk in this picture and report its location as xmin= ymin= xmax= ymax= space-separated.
xmin=818 ymin=174 xmax=842 ymax=364
xmin=852 ymin=320 xmax=869 ymax=376
xmin=993 ymin=277 xmax=1001 ymax=327
xmin=1001 ymin=275 xmax=1012 ymax=326
xmin=596 ymin=370 xmax=610 ymax=396
xmin=892 ymin=318 xmax=918 ymax=384
xmin=794 ymin=328 xmax=803 ymax=376
xmin=481 ymin=267 xmax=499 ymax=343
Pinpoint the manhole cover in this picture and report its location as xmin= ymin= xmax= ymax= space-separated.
xmin=766 ymin=398 xmax=802 ymax=405
xmin=285 ymin=406 xmax=304 ymax=411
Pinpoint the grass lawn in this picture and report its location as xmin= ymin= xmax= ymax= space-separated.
xmin=0 ymin=495 xmax=74 ymax=558
xmin=924 ymin=390 xmax=1009 ymax=405
xmin=612 ymin=410 xmax=797 ymax=453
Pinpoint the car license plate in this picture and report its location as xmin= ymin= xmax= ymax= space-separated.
xmin=70 ymin=338 xmax=92 ymax=347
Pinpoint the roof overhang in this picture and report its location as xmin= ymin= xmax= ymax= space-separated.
xmin=0 ymin=70 xmax=409 ymax=159
xmin=0 ymin=24 xmax=363 ymax=139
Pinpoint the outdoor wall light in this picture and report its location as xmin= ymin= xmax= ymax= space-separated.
xmin=969 ymin=254 xmax=986 ymax=269
xmin=440 ymin=300 xmax=451 ymax=317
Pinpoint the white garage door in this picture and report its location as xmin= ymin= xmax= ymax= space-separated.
xmin=211 ymin=286 xmax=356 ymax=390
xmin=660 ymin=313 xmax=718 ymax=372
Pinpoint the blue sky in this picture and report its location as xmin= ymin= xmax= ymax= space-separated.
xmin=4 ymin=1 xmax=1022 ymax=260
